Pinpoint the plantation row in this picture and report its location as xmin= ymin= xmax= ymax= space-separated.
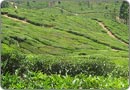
xmin=1 ymin=48 xmax=128 ymax=89
xmin=2 ymin=15 xmax=128 ymax=67
xmin=2 ymin=72 xmax=128 ymax=89
xmin=2 ymin=48 xmax=128 ymax=77
xmin=2 ymin=11 xmax=128 ymax=51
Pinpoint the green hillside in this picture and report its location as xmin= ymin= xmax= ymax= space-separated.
xmin=1 ymin=0 xmax=129 ymax=89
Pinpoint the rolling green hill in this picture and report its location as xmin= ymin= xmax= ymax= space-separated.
xmin=1 ymin=0 xmax=129 ymax=89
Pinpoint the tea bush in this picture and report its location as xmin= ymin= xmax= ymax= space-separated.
xmin=2 ymin=72 xmax=128 ymax=89
xmin=1 ymin=50 xmax=26 ymax=75
xmin=2 ymin=52 xmax=128 ymax=77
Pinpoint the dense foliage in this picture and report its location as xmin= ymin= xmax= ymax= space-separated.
xmin=2 ymin=49 xmax=128 ymax=77
xmin=2 ymin=72 xmax=128 ymax=89
xmin=120 ymin=1 xmax=129 ymax=24
xmin=1 ymin=1 xmax=9 ymax=8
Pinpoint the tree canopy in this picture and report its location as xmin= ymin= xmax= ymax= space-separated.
xmin=1 ymin=1 xmax=9 ymax=8
xmin=119 ymin=1 xmax=129 ymax=24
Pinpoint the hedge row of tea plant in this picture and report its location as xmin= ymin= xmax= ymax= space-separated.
xmin=2 ymin=72 xmax=128 ymax=89
xmin=2 ymin=49 xmax=128 ymax=77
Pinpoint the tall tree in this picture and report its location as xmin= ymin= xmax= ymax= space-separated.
xmin=1 ymin=1 xmax=9 ymax=8
xmin=119 ymin=1 xmax=129 ymax=24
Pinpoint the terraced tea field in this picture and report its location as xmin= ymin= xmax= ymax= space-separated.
xmin=1 ymin=0 xmax=129 ymax=89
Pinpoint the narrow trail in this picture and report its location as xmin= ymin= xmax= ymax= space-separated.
xmin=97 ymin=21 xmax=128 ymax=46
xmin=3 ymin=14 xmax=29 ymax=24
xmin=98 ymin=22 xmax=116 ymax=39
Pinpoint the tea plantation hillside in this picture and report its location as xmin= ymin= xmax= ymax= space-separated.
xmin=1 ymin=0 xmax=129 ymax=89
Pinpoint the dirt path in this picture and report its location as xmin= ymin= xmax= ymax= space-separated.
xmin=97 ymin=21 xmax=128 ymax=46
xmin=98 ymin=22 xmax=116 ymax=39
xmin=3 ymin=14 xmax=29 ymax=24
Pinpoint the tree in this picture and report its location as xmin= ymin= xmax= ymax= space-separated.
xmin=1 ymin=1 xmax=9 ymax=8
xmin=27 ymin=1 xmax=31 ymax=9
xmin=119 ymin=1 xmax=129 ymax=24
xmin=27 ymin=1 xmax=30 ymax=7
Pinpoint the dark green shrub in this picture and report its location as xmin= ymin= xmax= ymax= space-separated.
xmin=10 ymin=36 xmax=27 ymax=43
xmin=7 ymin=14 xmax=26 ymax=20
xmin=23 ymin=55 xmax=127 ymax=77
xmin=1 ymin=50 xmax=26 ymax=75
